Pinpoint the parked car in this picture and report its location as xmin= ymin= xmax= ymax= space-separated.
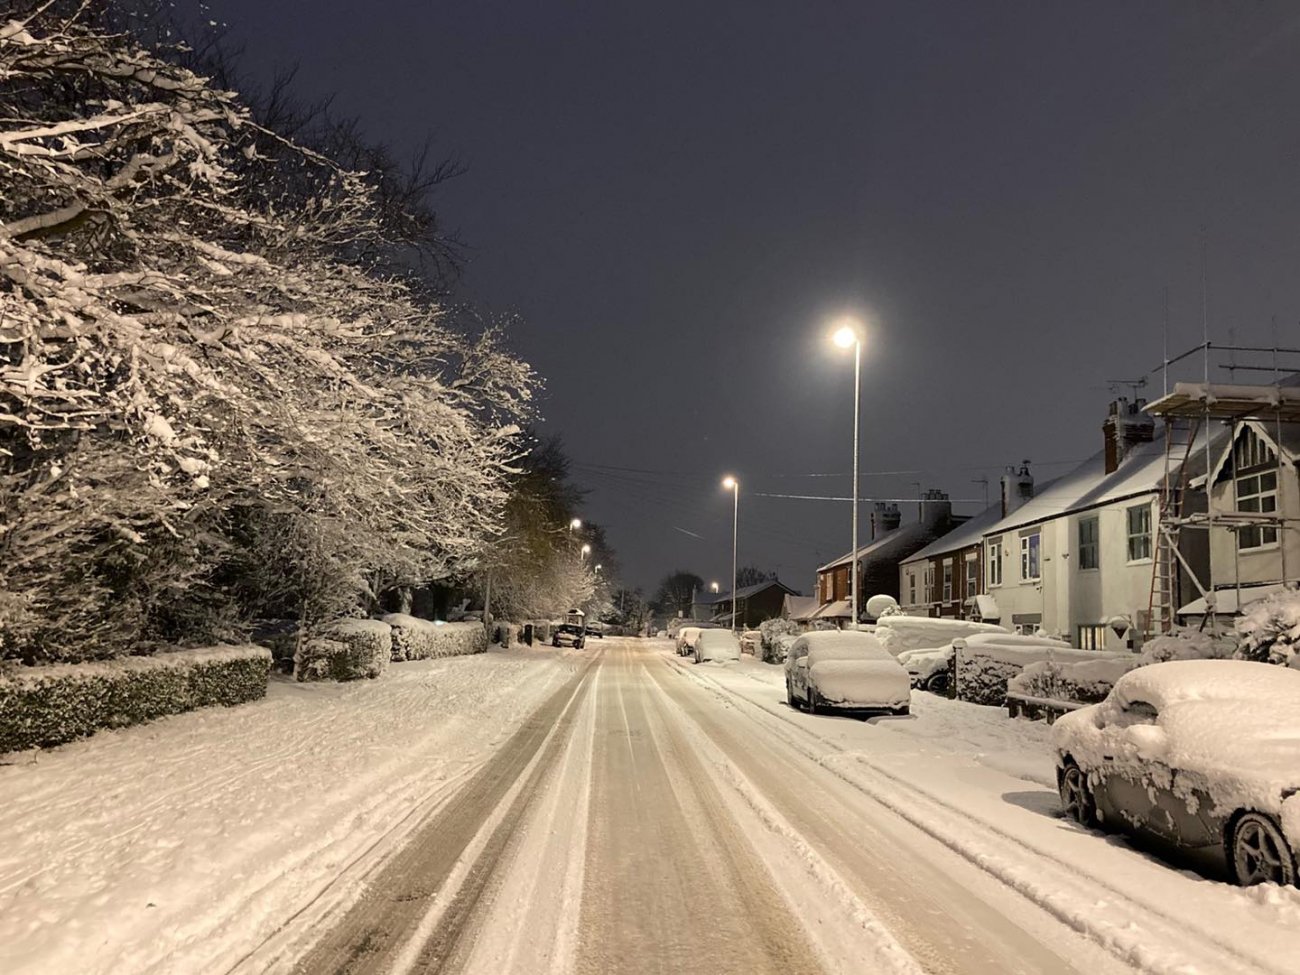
xmin=740 ymin=629 xmax=763 ymax=655
xmin=694 ymin=629 xmax=741 ymax=663
xmin=1054 ymin=659 xmax=1300 ymax=887
xmin=785 ymin=631 xmax=911 ymax=715
xmin=584 ymin=623 xmax=605 ymax=639
xmin=676 ymin=626 xmax=703 ymax=656
xmin=552 ymin=623 xmax=586 ymax=650
xmin=898 ymin=647 xmax=953 ymax=693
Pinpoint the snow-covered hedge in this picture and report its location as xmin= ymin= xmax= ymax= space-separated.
xmin=1009 ymin=657 xmax=1138 ymax=707
xmin=382 ymin=616 xmax=487 ymax=661
xmin=874 ymin=616 xmax=1009 ymax=656
xmin=0 ymin=647 xmax=272 ymax=753
xmin=955 ymin=638 xmax=1115 ymax=707
xmin=759 ymin=618 xmax=801 ymax=663
xmin=293 ymin=619 xmax=393 ymax=682
xmin=1235 ymin=587 xmax=1300 ymax=667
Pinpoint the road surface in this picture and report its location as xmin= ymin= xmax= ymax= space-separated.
xmin=281 ymin=639 xmax=1137 ymax=975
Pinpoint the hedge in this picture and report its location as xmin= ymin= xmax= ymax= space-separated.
xmin=382 ymin=615 xmax=486 ymax=660
xmin=955 ymin=642 xmax=1130 ymax=707
xmin=0 ymin=646 xmax=272 ymax=753
xmin=294 ymin=619 xmax=393 ymax=682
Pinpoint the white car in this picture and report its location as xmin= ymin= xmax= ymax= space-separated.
xmin=675 ymin=626 xmax=702 ymax=656
xmin=785 ymin=631 xmax=911 ymax=715
xmin=1054 ymin=660 xmax=1300 ymax=887
xmin=695 ymin=629 xmax=741 ymax=663
xmin=898 ymin=647 xmax=953 ymax=692
xmin=740 ymin=629 xmax=763 ymax=655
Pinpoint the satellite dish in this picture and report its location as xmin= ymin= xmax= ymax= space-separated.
xmin=866 ymin=594 xmax=900 ymax=618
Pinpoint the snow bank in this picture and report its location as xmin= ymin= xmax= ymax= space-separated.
xmin=873 ymin=615 xmax=1008 ymax=656
xmin=0 ymin=646 xmax=272 ymax=753
xmin=383 ymin=615 xmax=486 ymax=661
xmin=295 ymin=619 xmax=393 ymax=682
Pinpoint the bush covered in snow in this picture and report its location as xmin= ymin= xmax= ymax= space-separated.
xmin=1139 ymin=627 xmax=1236 ymax=664
xmin=0 ymin=647 xmax=271 ymax=753
xmin=759 ymin=618 xmax=801 ymax=662
xmin=955 ymin=639 xmax=1102 ymax=707
xmin=1235 ymin=587 xmax=1300 ymax=667
xmin=383 ymin=616 xmax=487 ymax=661
xmin=291 ymin=619 xmax=394 ymax=682
xmin=1008 ymin=657 xmax=1138 ymax=706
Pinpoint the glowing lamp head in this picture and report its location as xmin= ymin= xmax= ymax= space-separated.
xmin=722 ymin=476 xmax=737 ymax=490
xmin=581 ymin=543 xmax=591 ymax=555
xmin=594 ymin=564 xmax=602 ymax=571
xmin=569 ymin=518 xmax=582 ymax=530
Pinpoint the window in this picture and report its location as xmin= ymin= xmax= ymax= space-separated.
xmin=908 ymin=571 xmax=916 ymax=605
xmin=965 ymin=553 xmax=979 ymax=598
xmin=1077 ymin=516 xmax=1099 ymax=570
xmin=1020 ymin=532 xmax=1041 ymax=581
xmin=923 ymin=565 xmax=934 ymax=602
xmin=1126 ymin=504 xmax=1152 ymax=561
xmin=942 ymin=560 xmax=953 ymax=601
xmin=1237 ymin=470 xmax=1279 ymax=549
xmin=1077 ymin=624 xmax=1108 ymax=651
xmin=1234 ymin=425 xmax=1276 ymax=470
xmin=988 ymin=539 xmax=1003 ymax=586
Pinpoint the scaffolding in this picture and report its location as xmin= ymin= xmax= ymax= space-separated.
xmin=1142 ymin=340 xmax=1300 ymax=637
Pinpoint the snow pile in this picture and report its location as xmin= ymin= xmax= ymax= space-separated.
xmin=0 ymin=647 xmax=272 ymax=753
xmin=899 ymin=647 xmax=953 ymax=688
xmin=1140 ymin=627 xmax=1236 ymax=664
xmin=1009 ymin=656 xmax=1139 ymax=707
xmin=383 ymin=616 xmax=486 ymax=660
xmin=1054 ymin=660 xmax=1300 ymax=844
xmin=873 ymin=615 xmax=1009 ymax=656
xmin=955 ymin=635 xmax=1097 ymax=707
xmin=1236 ymin=586 xmax=1300 ymax=667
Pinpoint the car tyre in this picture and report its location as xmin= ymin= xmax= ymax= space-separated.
xmin=1230 ymin=812 xmax=1297 ymax=888
xmin=552 ymin=638 xmax=560 ymax=648
xmin=786 ymin=681 xmax=798 ymax=709
xmin=924 ymin=673 xmax=949 ymax=695
xmin=576 ymin=638 xmax=585 ymax=650
xmin=1058 ymin=759 xmax=1096 ymax=827
xmin=893 ymin=705 xmax=910 ymax=717
xmin=807 ymin=686 xmax=822 ymax=715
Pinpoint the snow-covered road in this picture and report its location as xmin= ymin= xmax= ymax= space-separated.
xmin=4 ymin=637 xmax=1300 ymax=974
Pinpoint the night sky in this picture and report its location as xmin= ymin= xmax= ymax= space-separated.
xmin=189 ymin=1 xmax=1300 ymax=595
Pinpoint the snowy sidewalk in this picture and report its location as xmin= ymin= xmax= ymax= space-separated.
xmin=0 ymin=646 xmax=583 ymax=975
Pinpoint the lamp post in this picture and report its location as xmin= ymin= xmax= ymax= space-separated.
xmin=710 ymin=581 xmax=719 ymax=593
xmin=722 ymin=476 xmax=739 ymax=633
xmin=569 ymin=518 xmax=582 ymax=531
xmin=580 ymin=543 xmax=591 ymax=559
xmin=832 ymin=318 xmax=863 ymax=629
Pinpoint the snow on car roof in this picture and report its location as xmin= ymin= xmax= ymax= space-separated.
xmin=1113 ymin=659 xmax=1300 ymax=711
xmin=696 ymin=629 xmax=738 ymax=645
xmin=795 ymin=630 xmax=892 ymax=661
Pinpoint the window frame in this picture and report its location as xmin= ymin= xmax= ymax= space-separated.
xmin=1077 ymin=623 xmax=1108 ymax=651
xmin=1236 ymin=469 xmax=1280 ymax=550
xmin=941 ymin=560 xmax=953 ymax=601
xmin=1126 ymin=504 xmax=1152 ymax=562
xmin=1020 ymin=531 xmax=1041 ymax=582
xmin=987 ymin=539 xmax=1003 ymax=587
xmin=964 ymin=553 xmax=979 ymax=599
xmin=1077 ymin=515 xmax=1099 ymax=571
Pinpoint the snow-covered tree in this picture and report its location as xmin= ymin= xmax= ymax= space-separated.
xmin=0 ymin=6 xmax=533 ymax=660
xmin=1235 ymin=588 xmax=1300 ymax=668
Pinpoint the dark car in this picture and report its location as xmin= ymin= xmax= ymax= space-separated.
xmin=1054 ymin=659 xmax=1300 ymax=887
xmin=552 ymin=623 xmax=586 ymax=649
xmin=584 ymin=624 xmax=604 ymax=639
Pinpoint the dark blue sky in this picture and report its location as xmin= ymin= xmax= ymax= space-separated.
xmin=193 ymin=1 xmax=1300 ymax=594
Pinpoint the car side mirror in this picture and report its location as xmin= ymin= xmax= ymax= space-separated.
xmin=1124 ymin=724 xmax=1168 ymax=761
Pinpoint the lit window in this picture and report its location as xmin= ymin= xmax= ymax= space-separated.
xmin=1020 ymin=532 xmax=1041 ymax=580
xmin=1077 ymin=624 xmax=1108 ymax=651
xmin=1126 ymin=505 xmax=1151 ymax=561
xmin=1078 ymin=516 xmax=1099 ymax=570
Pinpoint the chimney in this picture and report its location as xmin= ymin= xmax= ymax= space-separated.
xmin=919 ymin=489 xmax=949 ymax=529
xmin=1103 ymin=398 xmax=1155 ymax=474
xmin=870 ymin=501 xmax=886 ymax=540
xmin=1000 ymin=460 xmax=1034 ymax=518
xmin=880 ymin=503 xmax=901 ymax=533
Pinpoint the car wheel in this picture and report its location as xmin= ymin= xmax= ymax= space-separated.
xmin=924 ymin=673 xmax=949 ymax=695
xmin=552 ymin=638 xmax=560 ymax=648
xmin=893 ymin=705 xmax=910 ymax=716
xmin=1231 ymin=812 xmax=1297 ymax=887
xmin=786 ymin=681 xmax=797 ymax=709
xmin=1058 ymin=760 xmax=1096 ymax=827
xmin=576 ymin=638 xmax=585 ymax=650
xmin=807 ymin=686 xmax=821 ymax=715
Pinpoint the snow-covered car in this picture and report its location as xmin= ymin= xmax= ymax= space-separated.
xmin=676 ymin=626 xmax=703 ymax=656
xmin=1054 ymin=659 xmax=1300 ymax=887
xmin=584 ymin=624 xmax=605 ymax=640
xmin=898 ymin=647 xmax=953 ymax=692
xmin=740 ymin=629 xmax=762 ymax=655
xmin=784 ymin=631 xmax=911 ymax=715
xmin=694 ymin=629 xmax=741 ymax=664
xmin=551 ymin=624 xmax=587 ymax=650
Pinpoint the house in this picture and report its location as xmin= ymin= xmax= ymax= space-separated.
xmin=693 ymin=579 xmax=800 ymax=628
xmin=899 ymin=464 xmax=1033 ymax=619
xmin=815 ymin=491 xmax=969 ymax=622
xmin=781 ymin=594 xmax=821 ymax=622
xmin=1143 ymin=380 xmax=1300 ymax=624
xmin=979 ymin=398 xmax=1221 ymax=650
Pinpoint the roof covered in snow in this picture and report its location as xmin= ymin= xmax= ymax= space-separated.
xmin=693 ymin=579 xmax=798 ymax=605
xmin=984 ymin=425 xmax=1228 ymax=537
xmin=901 ymin=500 xmax=1011 ymax=565
xmin=782 ymin=594 xmax=821 ymax=621
xmin=818 ymin=519 xmax=943 ymax=573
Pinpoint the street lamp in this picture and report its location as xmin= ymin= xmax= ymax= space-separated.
xmin=831 ymin=316 xmax=863 ymax=629
xmin=594 ymin=563 xmax=602 ymax=573
xmin=710 ymin=581 xmax=719 ymax=593
xmin=721 ymin=476 xmax=739 ymax=633
xmin=569 ymin=518 xmax=582 ymax=530
xmin=580 ymin=543 xmax=591 ymax=558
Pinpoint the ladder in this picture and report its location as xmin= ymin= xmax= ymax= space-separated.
xmin=1147 ymin=417 xmax=1200 ymax=636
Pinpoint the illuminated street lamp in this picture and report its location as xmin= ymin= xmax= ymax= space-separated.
xmin=580 ymin=543 xmax=592 ymax=558
xmin=569 ymin=518 xmax=582 ymax=531
xmin=721 ymin=476 xmax=739 ymax=633
xmin=710 ymin=581 xmax=719 ymax=593
xmin=831 ymin=316 xmax=864 ymax=629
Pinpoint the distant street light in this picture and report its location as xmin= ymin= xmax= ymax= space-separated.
xmin=569 ymin=518 xmax=582 ymax=530
xmin=594 ymin=563 xmax=602 ymax=573
xmin=830 ymin=316 xmax=864 ymax=629
xmin=710 ymin=581 xmax=719 ymax=593
xmin=581 ymin=543 xmax=591 ymax=558
xmin=721 ymin=476 xmax=739 ymax=633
